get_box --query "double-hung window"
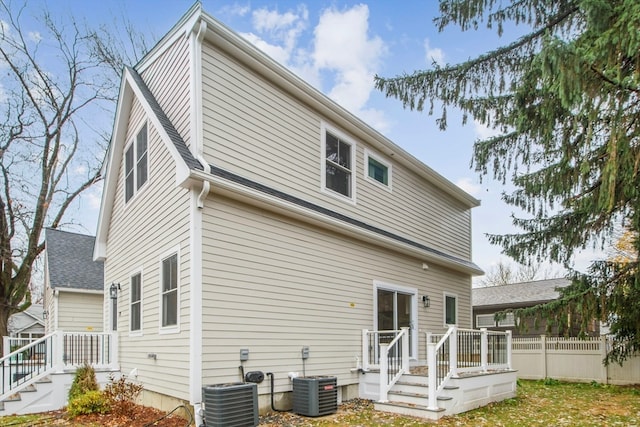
[125,123,148,202]
[322,125,355,200]
[130,272,142,333]
[161,253,178,330]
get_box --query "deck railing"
[426,326,511,410]
[0,331,118,401]
[378,327,410,402]
[361,329,403,371]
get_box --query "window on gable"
[161,253,178,328]
[365,150,392,189]
[125,123,148,203]
[444,293,457,325]
[130,273,142,332]
[324,130,354,199]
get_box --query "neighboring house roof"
[8,304,44,335]
[472,278,571,308]
[46,228,104,291]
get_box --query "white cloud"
[240,32,291,65]
[424,38,444,66]
[237,4,389,133]
[218,3,251,17]
[313,5,387,119]
[28,31,41,43]
[456,177,482,196]
[473,119,502,140]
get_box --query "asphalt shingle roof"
[45,228,103,291]
[126,66,203,172]
[472,278,571,308]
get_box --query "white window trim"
[443,291,458,327]
[320,122,357,204]
[497,312,516,327]
[129,268,144,337]
[373,280,418,360]
[476,313,495,328]
[124,121,150,205]
[159,245,181,335]
[364,148,392,191]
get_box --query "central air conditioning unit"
[202,382,258,427]
[292,376,338,417]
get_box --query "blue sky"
[10,1,598,277]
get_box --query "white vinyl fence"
[512,335,640,385]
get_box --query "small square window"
[364,149,392,190]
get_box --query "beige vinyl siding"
[140,34,191,148]
[57,292,103,332]
[201,41,472,260]
[103,96,192,401]
[201,195,471,393]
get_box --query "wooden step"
[374,401,445,420]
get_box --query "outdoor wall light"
[42,310,48,319]
[109,282,121,300]
[422,295,430,308]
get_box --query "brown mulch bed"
[35,405,192,426]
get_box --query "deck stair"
[374,372,456,420]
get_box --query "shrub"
[67,390,110,417]
[68,364,99,401]
[104,374,144,418]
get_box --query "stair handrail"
[0,332,58,401]
[426,325,457,410]
[378,327,410,402]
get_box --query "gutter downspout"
[189,18,210,427]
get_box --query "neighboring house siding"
[200,195,471,392]
[57,293,103,332]
[201,41,472,261]
[103,97,192,401]
[140,34,191,148]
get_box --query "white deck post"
[480,328,488,372]
[109,333,119,370]
[362,329,369,371]
[506,330,512,369]
[449,325,458,378]
[427,341,438,410]
[379,343,389,402]
[401,327,410,374]
[54,331,65,372]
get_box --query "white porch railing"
[426,326,512,410]
[378,327,410,402]
[1,331,118,401]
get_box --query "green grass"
[288,380,640,426]
[3,380,640,426]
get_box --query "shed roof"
[472,278,571,308]
[46,228,103,291]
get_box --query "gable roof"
[46,228,104,291]
[93,5,483,275]
[8,304,44,335]
[472,278,571,308]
